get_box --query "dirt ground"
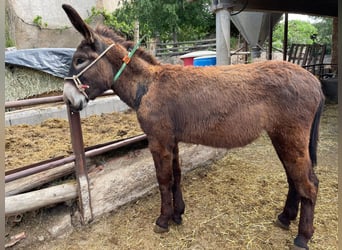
[5,104,337,249]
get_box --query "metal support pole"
[244,40,248,64]
[283,13,289,61]
[67,105,93,224]
[268,14,273,60]
[212,0,235,65]
[216,8,231,65]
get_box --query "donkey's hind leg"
[270,133,318,249]
[271,134,301,229]
[294,167,319,250]
[171,143,185,225]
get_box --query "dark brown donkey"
[62,4,324,250]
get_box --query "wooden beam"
[5,144,227,219]
[5,182,77,216]
[245,0,337,17]
[5,162,74,196]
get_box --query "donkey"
[61,4,325,249]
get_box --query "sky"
[287,14,320,23]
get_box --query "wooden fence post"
[67,105,93,224]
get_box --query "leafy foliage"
[311,17,333,54]
[273,20,318,51]
[86,7,133,38]
[5,10,15,47]
[33,15,48,29]
[88,0,215,42]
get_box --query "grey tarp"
[5,48,76,78]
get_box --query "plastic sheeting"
[5,48,75,78]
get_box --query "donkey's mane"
[95,26,160,65]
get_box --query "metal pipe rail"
[5,91,114,109]
[4,134,147,183]
[5,95,64,109]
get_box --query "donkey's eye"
[75,58,86,65]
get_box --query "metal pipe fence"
[5,93,145,223]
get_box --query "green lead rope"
[113,35,147,82]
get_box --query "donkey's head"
[62,4,121,111]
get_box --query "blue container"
[193,55,216,67]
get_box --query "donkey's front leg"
[149,139,174,233]
[276,175,300,230]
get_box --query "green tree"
[176,0,215,41]
[86,7,134,38]
[273,20,318,51]
[114,0,215,42]
[311,17,333,54]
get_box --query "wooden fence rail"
[155,38,216,57]
[154,38,250,65]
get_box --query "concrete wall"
[6,0,120,49]
[5,95,130,126]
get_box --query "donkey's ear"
[62,4,95,44]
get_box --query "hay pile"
[7,104,337,249]
[5,66,64,102]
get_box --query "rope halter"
[64,35,146,98]
[64,43,115,99]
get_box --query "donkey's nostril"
[77,103,83,111]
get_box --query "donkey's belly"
[176,106,266,149]
[178,124,262,149]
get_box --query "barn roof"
[241,0,337,17]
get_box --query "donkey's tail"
[309,97,325,167]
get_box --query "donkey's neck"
[111,56,156,110]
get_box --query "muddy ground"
[5,104,337,249]
[5,110,142,171]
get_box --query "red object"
[180,51,216,66]
[182,57,194,66]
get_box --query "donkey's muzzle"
[63,81,89,111]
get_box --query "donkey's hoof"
[172,215,182,225]
[292,236,309,250]
[153,224,169,233]
[290,244,308,250]
[274,217,290,230]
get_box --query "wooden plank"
[5,182,77,216]
[157,38,216,46]
[156,43,216,53]
[302,45,311,66]
[296,45,301,64]
[89,143,227,218]
[287,44,295,62]
[5,144,227,219]
[297,45,305,65]
[155,39,216,57]
[5,162,74,196]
